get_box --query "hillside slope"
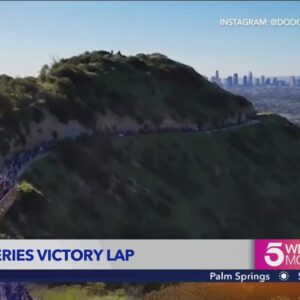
[1,114,300,238]
[1,51,299,239]
[0,51,254,158]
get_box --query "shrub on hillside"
[32,107,45,123]
[0,93,13,113]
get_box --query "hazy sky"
[0,1,299,78]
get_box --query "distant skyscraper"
[278,80,285,87]
[291,76,296,87]
[272,77,278,86]
[243,75,248,87]
[255,78,260,86]
[233,73,239,86]
[261,75,265,86]
[225,76,233,88]
[215,70,221,85]
[248,71,253,87]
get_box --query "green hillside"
[1,114,300,238]
[0,51,254,157]
[1,51,299,238]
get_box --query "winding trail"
[0,118,260,217]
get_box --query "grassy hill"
[1,51,299,238]
[0,51,254,157]
[1,114,300,238]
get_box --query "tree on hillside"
[39,64,50,81]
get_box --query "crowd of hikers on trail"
[0,125,198,201]
[0,282,32,300]
[0,141,56,201]
[0,119,251,202]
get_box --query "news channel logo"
[255,240,300,271]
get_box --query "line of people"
[102,120,246,137]
[0,141,56,201]
[0,126,186,201]
[103,125,201,138]
[0,118,251,202]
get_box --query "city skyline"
[209,70,300,79]
[210,70,300,88]
[0,1,300,77]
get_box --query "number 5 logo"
[264,242,284,267]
